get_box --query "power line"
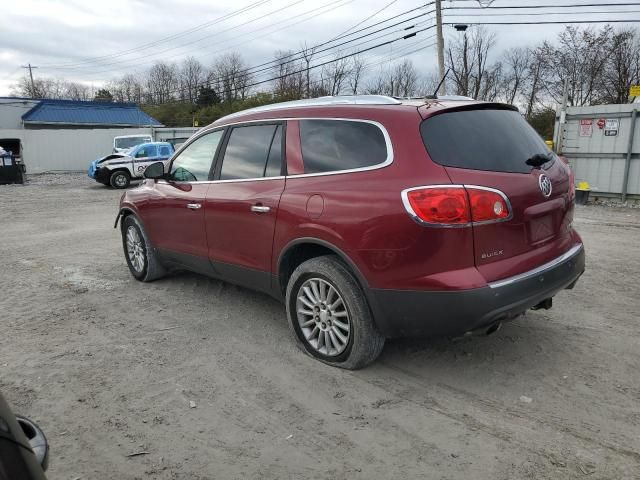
[40,0,273,68]
[46,0,426,77]
[329,0,400,40]
[61,1,436,90]
[446,9,640,17]
[71,0,351,78]
[45,0,307,72]
[204,10,436,87]
[448,1,640,9]
[446,19,640,25]
[145,24,434,105]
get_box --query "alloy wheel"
[126,226,145,273]
[296,277,351,356]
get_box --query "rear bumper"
[368,243,585,338]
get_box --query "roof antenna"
[431,68,450,98]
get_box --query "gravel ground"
[1,174,639,480]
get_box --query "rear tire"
[286,255,385,370]
[121,215,166,282]
[110,170,130,189]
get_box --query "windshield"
[420,109,554,174]
[115,136,151,150]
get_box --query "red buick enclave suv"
[116,95,585,369]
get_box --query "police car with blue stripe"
[88,142,174,189]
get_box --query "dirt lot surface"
[1,174,639,479]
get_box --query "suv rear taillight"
[401,185,511,227]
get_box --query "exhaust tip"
[531,298,553,311]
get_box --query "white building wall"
[0,99,38,129]
[1,127,152,173]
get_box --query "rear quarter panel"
[272,108,481,291]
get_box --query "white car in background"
[113,134,153,153]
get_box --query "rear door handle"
[251,205,271,213]
[187,203,202,210]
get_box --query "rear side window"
[299,120,388,174]
[135,145,157,158]
[159,146,171,156]
[220,124,282,180]
[420,109,552,174]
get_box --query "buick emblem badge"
[539,174,552,197]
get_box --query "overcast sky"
[0,0,637,97]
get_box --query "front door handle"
[187,203,202,210]
[251,205,271,213]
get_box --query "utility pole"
[554,76,570,154]
[435,0,446,95]
[21,63,38,97]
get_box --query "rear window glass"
[420,109,552,174]
[299,120,387,174]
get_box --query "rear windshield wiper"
[526,152,553,168]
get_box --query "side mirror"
[144,161,165,179]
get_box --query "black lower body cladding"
[367,244,585,338]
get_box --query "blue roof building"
[20,98,162,128]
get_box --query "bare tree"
[300,42,316,98]
[10,76,90,100]
[446,27,498,100]
[524,47,547,118]
[600,28,640,103]
[213,52,251,102]
[540,26,612,106]
[416,70,442,97]
[322,54,353,96]
[109,74,144,103]
[363,68,388,95]
[179,57,205,104]
[501,47,530,104]
[393,59,418,97]
[272,50,304,99]
[363,59,420,97]
[64,81,92,101]
[146,61,179,103]
[348,55,366,94]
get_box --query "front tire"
[110,170,130,189]
[286,255,385,369]
[121,215,166,282]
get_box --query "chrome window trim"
[164,117,393,184]
[216,95,402,123]
[400,184,513,228]
[488,244,584,289]
[287,118,393,178]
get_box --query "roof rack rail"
[393,95,475,101]
[218,95,402,122]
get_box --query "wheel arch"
[108,167,132,177]
[114,206,141,229]
[276,238,369,297]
